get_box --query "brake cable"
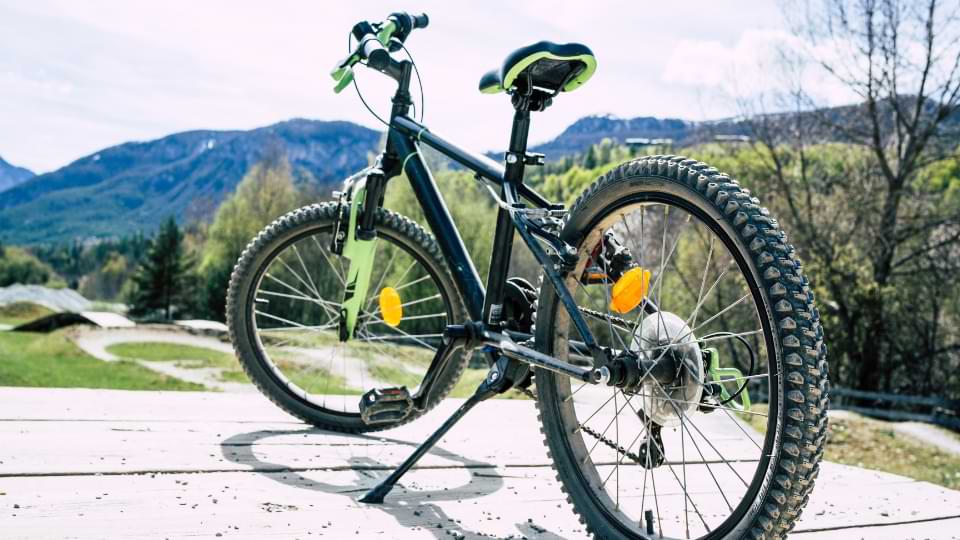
[346,29,425,127]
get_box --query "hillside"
[0,119,380,244]
[0,155,34,193]
[531,115,697,157]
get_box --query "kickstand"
[359,357,511,504]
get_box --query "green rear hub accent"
[705,348,751,411]
[502,52,597,92]
[339,179,378,341]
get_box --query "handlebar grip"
[361,37,390,70]
[412,13,429,29]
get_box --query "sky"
[0,1,854,174]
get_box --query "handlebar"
[331,12,429,93]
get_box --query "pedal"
[360,387,413,425]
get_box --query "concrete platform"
[1,387,959,539]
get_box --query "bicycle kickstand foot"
[358,359,509,504]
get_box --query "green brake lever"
[330,19,398,94]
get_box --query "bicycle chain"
[578,306,633,330]
[579,424,647,466]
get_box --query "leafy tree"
[79,253,131,301]
[200,156,299,320]
[0,246,64,287]
[738,0,960,393]
[129,217,193,320]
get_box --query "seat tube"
[482,107,530,326]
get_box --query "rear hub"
[602,311,704,427]
[633,311,703,426]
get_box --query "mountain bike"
[226,11,829,539]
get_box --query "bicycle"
[226,11,829,539]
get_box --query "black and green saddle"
[478,41,596,95]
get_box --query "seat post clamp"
[504,151,545,166]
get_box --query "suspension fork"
[335,167,389,341]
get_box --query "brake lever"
[331,52,359,93]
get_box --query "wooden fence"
[830,387,960,430]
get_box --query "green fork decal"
[705,347,752,411]
[339,181,378,340]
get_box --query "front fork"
[332,169,386,341]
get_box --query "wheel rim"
[244,223,454,415]
[545,196,781,539]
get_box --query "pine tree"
[583,145,598,169]
[130,216,192,320]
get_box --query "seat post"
[480,101,532,328]
[504,106,531,186]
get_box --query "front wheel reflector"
[379,287,403,326]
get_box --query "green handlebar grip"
[376,20,397,47]
[332,66,354,93]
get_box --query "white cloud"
[1,0,797,173]
[662,28,863,114]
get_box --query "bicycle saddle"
[478,41,596,95]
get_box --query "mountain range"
[0,156,34,194]
[0,119,380,244]
[0,113,747,245]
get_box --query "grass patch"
[107,342,236,367]
[107,341,248,383]
[219,370,251,383]
[0,302,54,326]
[827,413,960,490]
[739,404,960,490]
[0,331,205,391]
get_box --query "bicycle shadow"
[220,427,570,539]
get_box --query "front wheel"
[534,155,828,539]
[227,203,468,432]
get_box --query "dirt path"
[70,327,251,392]
[892,422,960,455]
[830,409,960,456]
[70,326,398,394]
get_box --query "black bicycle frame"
[352,58,605,381]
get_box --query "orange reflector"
[610,267,651,314]
[379,287,403,327]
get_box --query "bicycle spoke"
[277,257,324,303]
[360,316,441,352]
[362,247,400,313]
[292,244,322,299]
[311,235,346,286]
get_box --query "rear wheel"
[227,203,468,432]
[535,156,828,539]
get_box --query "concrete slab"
[1,388,958,539]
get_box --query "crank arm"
[409,330,462,411]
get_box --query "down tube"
[394,136,485,321]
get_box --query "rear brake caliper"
[581,230,635,285]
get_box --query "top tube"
[392,116,553,209]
